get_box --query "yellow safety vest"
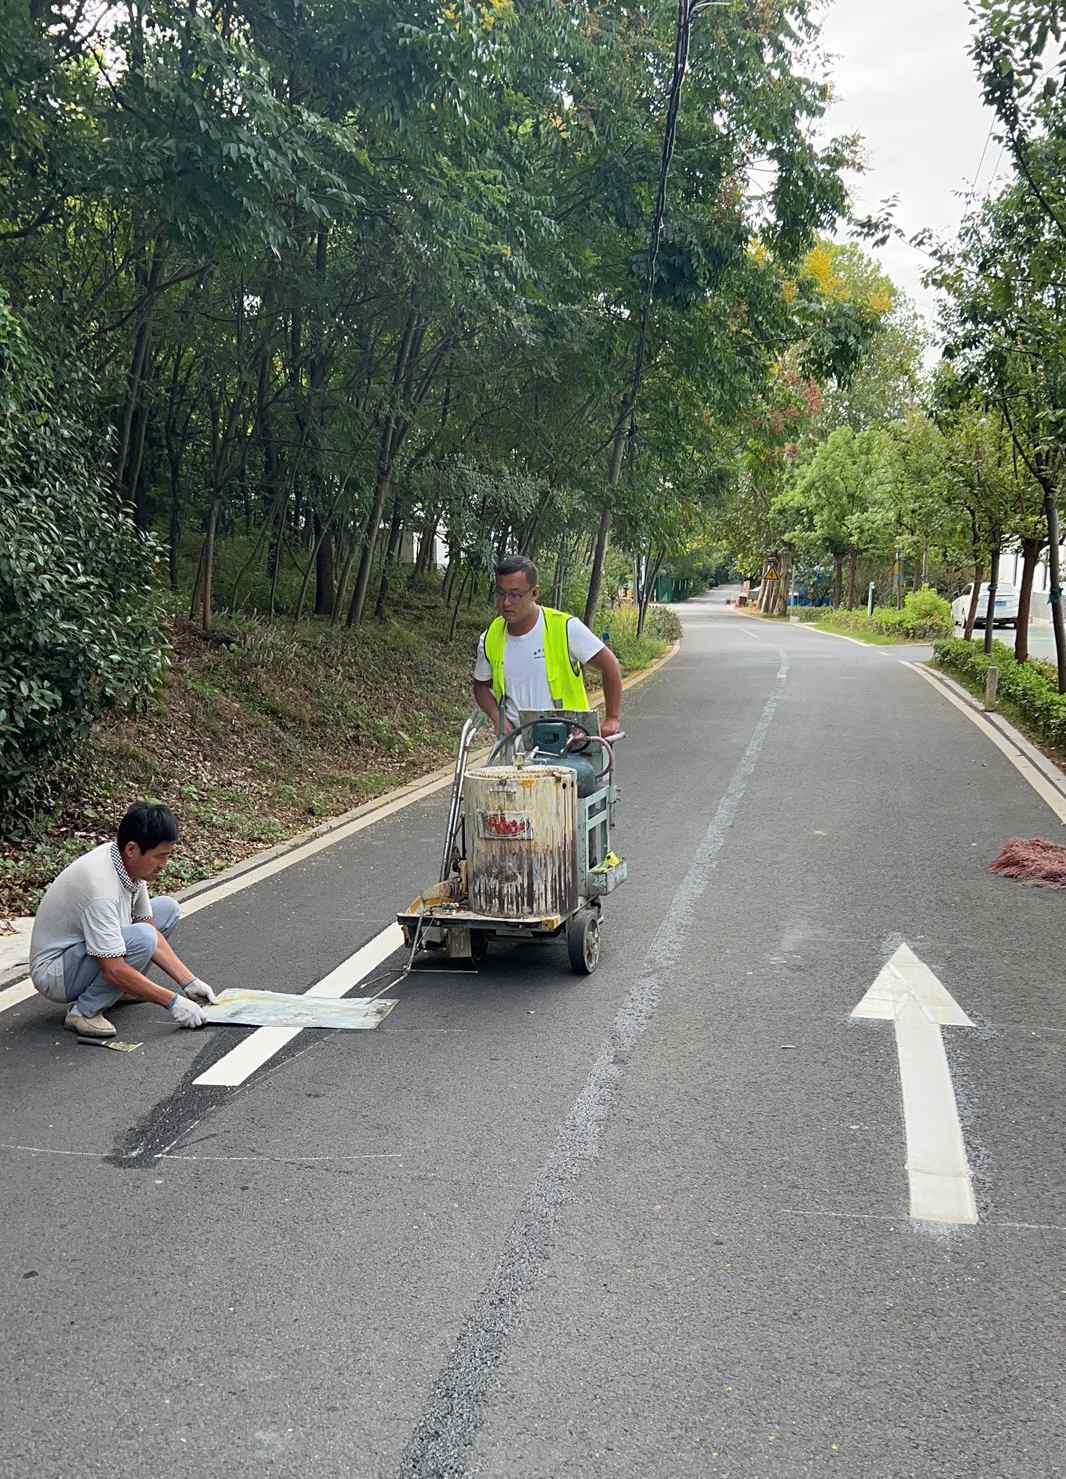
[484,606,591,710]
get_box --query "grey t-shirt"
[30,842,151,995]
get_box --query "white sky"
[817,0,1006,350]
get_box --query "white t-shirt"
[29,841,152,994]
[473,609,604,711]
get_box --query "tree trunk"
[416,508,441,574]
[348,463,391,627]
[115,260,160,501]
[1043,489,1066,693]
[347,314,422,628]
[637,548,666,636]
[584,414,627,626]
[126,360,155,527]
[374,495,406,621]
[332,537,358,628]
[167,453,181,590]
[963,560,984,641]
[200,498,220,632]
[1014,536,1042,663]
[551,534,573,608]
[313,511,335,618]
[983,542,1001,656]
[846,548,858,609]
[758,560,772,611]
[448,565,470,641]
[188,538,205,622]
[774,551,793,617]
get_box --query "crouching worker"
[29,803,218,1038]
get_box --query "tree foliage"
[0,291,166,821]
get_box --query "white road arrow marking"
[851,943,978,1226]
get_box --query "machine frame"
[397,710,626,974]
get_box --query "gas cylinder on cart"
[462,764,578,919]
[524,720,604,798]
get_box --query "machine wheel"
[567,909,601,975]
[470,930,489,963]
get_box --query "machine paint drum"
[463,765,579,920]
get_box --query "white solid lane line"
[192,923,405,1088]
[0,980,36,1014]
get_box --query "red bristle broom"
[989,838,1066,888]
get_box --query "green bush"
[933,638,1066,751]
[0,293,166,829]
[797,588,953,641]
[592,603,680,673]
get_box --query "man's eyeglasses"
[493,587,532,604]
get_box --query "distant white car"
[951,580,1020,630]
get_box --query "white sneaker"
[64,1008,117,1039]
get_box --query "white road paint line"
[786,622,888,651]
[851,943,978,1226]
[0,1142,107,1158]
[192,923,404,1087]
[804,624,887,647]
[903,660,1066,824]
[191,1024,303,1088]
[730,614,905,656]
[0,980,36,1014]
[160,1151,402,1162]
[780,1208,1066,1234]
[0,1140,402,1164]
[303,923,404,997]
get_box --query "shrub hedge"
[0,293,166,829]
[933,638,1066,752]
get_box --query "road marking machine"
[398,711,627,974]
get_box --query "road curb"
[0,636,682,992]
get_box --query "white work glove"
[182,977,218,1005]
[168,994,207,1029]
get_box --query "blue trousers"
[61,897,181,1018]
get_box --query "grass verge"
[791,590,953,644]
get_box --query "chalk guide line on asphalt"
[852,943,978,1226]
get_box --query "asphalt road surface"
[3,594,1064,1479]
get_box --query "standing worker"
[472,556,624,736]
[29,802,219,1038]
